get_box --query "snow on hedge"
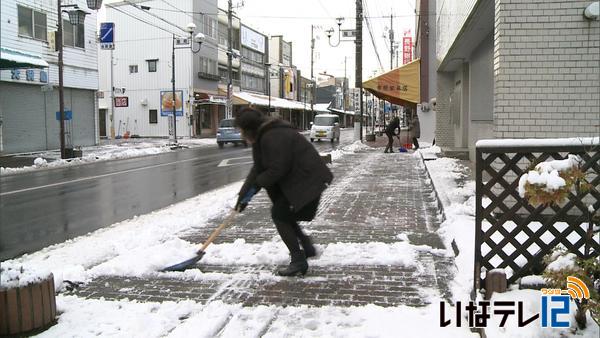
[518,154,582,197]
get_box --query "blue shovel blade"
[162,251,206,272]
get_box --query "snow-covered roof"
[476,137,599,149]
[328,107,356,116]
[0,47,49,69]
[313,103,331,113]
[233,92,307,110]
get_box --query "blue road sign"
[100,22,115,49]
[100,23,114,43]
[56,110,73,121]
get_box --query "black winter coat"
[385,118,400,135]
[240,119,334,211]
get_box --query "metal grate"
[474,141,600,295]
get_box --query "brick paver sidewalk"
[70,148,454,311]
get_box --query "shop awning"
[233,91,307,110]
[328,107,355,116]
[363,59,420,108]
[0,47,49,69]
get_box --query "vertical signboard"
[100,22,115,50]
[402,31,412,65]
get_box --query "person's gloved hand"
[235,186,257,212]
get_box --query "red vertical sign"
[402,34,412,65]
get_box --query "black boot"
[278,250,308,276]
[300,237,317,258]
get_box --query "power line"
[126,1,190,35]
[363,0,384,72]
[160,0,195,20]
[108,5,181,36]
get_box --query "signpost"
[99,22,115,50]
[114,97,128,107]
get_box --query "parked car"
[310,114,341,142]
[217,118,247,148]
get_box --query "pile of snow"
[518,155,582,197]
[0,262,52,288]
[424,157,476,300]
[546,252,578,271]
[325,141,372,161]
[0,139,217,175]
[520,275,546,287]
[41,296,477,338]
[2,182,242,290]
[414,145,442,156]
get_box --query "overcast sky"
[101,1,417,88]
[224,0,416,87]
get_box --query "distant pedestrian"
[384,116,400,153]
[234,108,333,276]
[409,110,420,150]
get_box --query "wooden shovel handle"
[198,210,238,252]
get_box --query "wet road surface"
[0,130,356,260]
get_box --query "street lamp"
[326,6,363,141]
[57,0,101,159]
[325,17,344,47]
[170,23,204,146]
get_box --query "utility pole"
[356,0,363,141]
[389,13,394,70]
[343,56,347,111]
[57,0,66,158]
[310,25,315,117]
[226,0,233,119]
[171,34,178,143]
[110,49,115,139]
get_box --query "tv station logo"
[440,276,590,328]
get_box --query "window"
[218,22,228,46]
[149,109,158,124]
[202,15,218,40]
[147,59,158,72]
[18,6,47,41]
[199,57,217,75]
[129,65,138,74]
[62,19,84,48]
[242,73,265,92]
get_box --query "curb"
[418,152,460,257]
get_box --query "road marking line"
[217,156,253,167]
[1,157,202,197]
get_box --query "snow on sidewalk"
[4,142,473,337]
[421,150,599,338]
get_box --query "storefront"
[0,47,97,153]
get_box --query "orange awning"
[363,59,420,108]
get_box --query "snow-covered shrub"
[543,247,600,328]
[518,155,590,206]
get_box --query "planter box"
[0,273,56,335]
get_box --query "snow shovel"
[161,210,239,272]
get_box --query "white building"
[0,0,99,154]
[99,0,220,139]
[433,0,599,160]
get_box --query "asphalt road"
[0,130,356,260]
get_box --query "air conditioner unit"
[140,98,148,106]
[420,102,430,112]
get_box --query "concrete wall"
[468,35,494,160]
[494,0,600,138]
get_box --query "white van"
[310,114,341,142]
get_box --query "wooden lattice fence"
[474,138,600,294]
